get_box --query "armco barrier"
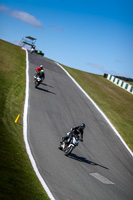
[107,74,133,95]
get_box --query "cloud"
[87,62,105,70]
[11,10,42,28]
[87,61,116,75]
[87,61,131,77]
[0,5,43,28]
[114,59,122,64]
[0,5,9,12]
[49,25,64,31]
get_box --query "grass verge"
[61,64,133,152]
[0,39,50,200]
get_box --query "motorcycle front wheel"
[64,145,74,156]
[35,81,39,88]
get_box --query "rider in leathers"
[60,123,85,144]
[34,65,45,81]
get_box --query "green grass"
[128,82,133,85]
[0,39,50,200]
[61,64,133,152]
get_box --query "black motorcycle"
[34,71,45,88]
[58,134,80,156]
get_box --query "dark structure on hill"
[113,75,133,82]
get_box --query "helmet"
[40,65,43,69]
[79,123,85,129]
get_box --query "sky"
[0,0,133,78]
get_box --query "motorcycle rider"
[35,64,43,73]
[31,45,35,54]
[60,123,85,145]
[34,65,45,81]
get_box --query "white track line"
[90,173,115,184]
[56,62,133,157]
[23,50,56,200]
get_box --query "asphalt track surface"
[28,52,133,200]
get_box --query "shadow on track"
[69,153,109,170]
[41,82,54,88]
[36,87,56,95]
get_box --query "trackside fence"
[106,74,133,95]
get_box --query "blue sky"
[0,0,133,77]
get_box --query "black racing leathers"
[61,126,84,144]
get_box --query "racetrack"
[27,52,133,200]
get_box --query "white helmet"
[40,65,43,69]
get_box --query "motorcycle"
[30,46,35,54]
[34,73,44,88]
[58,134,80,156]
